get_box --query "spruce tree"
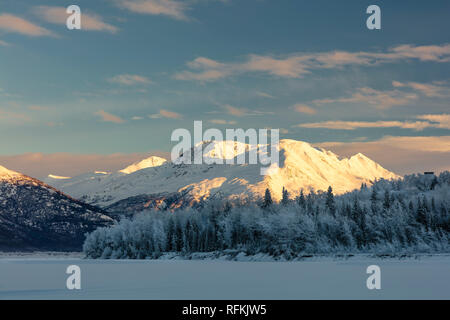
[383,190,391,210]
[297,189,306,208]
[262,188,273,208]
[370,188,378,213]
[417,198,427,228]
[281,187,290,206]
[325,186,335,214]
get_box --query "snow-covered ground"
[0,254,448,299]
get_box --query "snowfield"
[0,254,448,299]
[44,139,399,207]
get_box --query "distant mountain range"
[0,165,112,251]
[0,139,400,250]
[44,139,400,215]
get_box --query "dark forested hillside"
[0,170,113,251]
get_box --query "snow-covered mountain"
[0,165,113,250]
[119,156,167,174]
[44,139,399,213]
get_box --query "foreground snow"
[0,254,448,299]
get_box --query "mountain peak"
[119,156,167,174]
[0,165,21,180]
[47,138,400,209]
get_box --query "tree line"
[83,172,450,259]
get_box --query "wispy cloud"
[95,110,125,123]
[33,6,118,33]
[255,91,276,99]
[392,80,450,98]
[0,14,54,37]
[293,104,316,115]
[312,87,418,109]
[175,44,450,81]
[223,104,274,117]
[389,44,450,62]
[209,119,237,125]
[28,105,50,111]
[416,114,450,129]
[149,109,182,119]
[108,74,152,85]
[297,114,450,131]
[116,0,190,21]
[0,39,10,46]
[224,104,245,116]
[0,109,32,124]
[297,120,430,131]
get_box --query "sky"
[0,0,449,178]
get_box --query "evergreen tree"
[383,190,391,210]
[166,216,175,251]
[281,187,290,206]
[297,189,306,209]
[325,186,335,214]
[416,198,428,229]
[352,197,362,221]
[430,176,438,190]
[262,188,273,208]
[82,170,450,259]
[408,200,414,214]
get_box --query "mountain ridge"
[44,139,399,211]
[0,165,113,251]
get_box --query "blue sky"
[0,0,449,177]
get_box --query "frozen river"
[0,254,448,299]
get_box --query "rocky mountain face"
[45,139,400,214]
[0,165,113,251]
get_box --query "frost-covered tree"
[297,189,306,209]
[325,186,335,214]
[281,187,290,206]
[83,171,450,259]
[262,188,273,208]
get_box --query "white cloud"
[0,14,54,37]
[33,6,118,33]
[255,91,276,99]
[293,104,316,115]
[416,114,450,129]
[224,105,245,116]
[297,120,431,131]
[95,110,124,123]
[223,104,274,117]
[0,109,32,124]
[209,119,237,125]
[149,109,182,119]
[297,114,450,131]
[312,87,418,109]
[389,44,450,62]
[108,74,152,85]
[392,80,450,97]
[116,0,190,21]
[175,44,450,81]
